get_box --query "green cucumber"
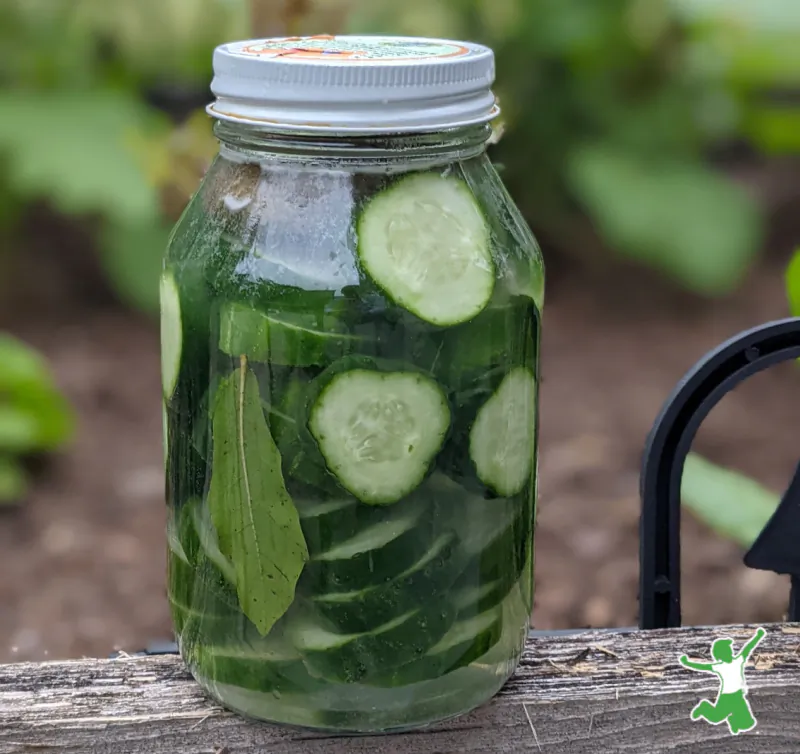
[451,578,513,617]
[458,504,529,600]
[301,499,431,593]
[469,366,537,497]
[357,173,495,327]
[218,301,363,366]
[427,473,530,601]
[369,607,503,687]
[171,598,245,644]
[287,601,456,683]
[310,530,460,633]
[189,498,237,586]
[259,368,349,497]
[160,270,182,400]
[427,608,504,670]
[308,367,451,505]
[185,624,316,695]
[162,401,169,468]
[432,296,536,389]
[169,557,243,643]
[166,508,190,566]
[294,493,387,555]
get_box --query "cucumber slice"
[218,301,363,366]
[294,493,388,555]
[357,173,495,327]
[370,607,503,687]
[186,624,317,695]
[469,366,537,497]
[310,530,460,633]
[260,368,350,497]
[171,598,245,644]
[308,368,451,505]
[162,401,169,468]
[427,473,530,603]
[301,499,431,593]
[427,608,504,669]
[287,601,456,683]
[168,556,243,643]
[160,270,182,400]
[190,499,237,586]
[166,511,189,565]
[451,579,512,617]
[432,296,537,390]
[192,650,310,696]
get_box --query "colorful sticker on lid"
[228,35,472,62]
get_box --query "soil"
[2,206,800,663]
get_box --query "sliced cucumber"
[166,509,189,565]
[171,597,245,644]
[160,269,182,400]
[308,368,451,505]
[259,368,349,497]
[370,607,503,687]
[186,623,316,695]
[218,301,363,366]
[162,401,169,468]
[357,173,495,327]
[451,578,512,617]
[432,296,537,390]
[287,601,456,683]
[168,557,243,643]
[428,607,503,669]
[310,530,460,634]
[192,651,310,696]
[294,493,386,555]
[190,499,237,586]
[427,473,529,604]
[469,366,537,497]
[301,499,431,593]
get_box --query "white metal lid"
[207,35,498,135]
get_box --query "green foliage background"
[2,0,798,311]
[0,0,798,507]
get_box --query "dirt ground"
[2,210,800,663]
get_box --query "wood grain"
[2,623,800,753]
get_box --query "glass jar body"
[162,125,544,733]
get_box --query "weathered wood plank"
[2,623,800,754]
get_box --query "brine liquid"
[164,160,541,732]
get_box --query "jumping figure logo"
[678,626,766,736]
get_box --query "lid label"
[230,35,471,62]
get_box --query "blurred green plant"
[0,0,243,316]
[681,452,778,548]
[785,247,800,316]
[1,0,799,312]
[348,0,799,295]
[0,334,75,505]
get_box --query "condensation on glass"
[162,34,544,733]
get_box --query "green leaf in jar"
[207,357,309,636]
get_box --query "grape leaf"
[207,359,308,635]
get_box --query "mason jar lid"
[207,34,498,135]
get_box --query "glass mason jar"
[162,35,544,733]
